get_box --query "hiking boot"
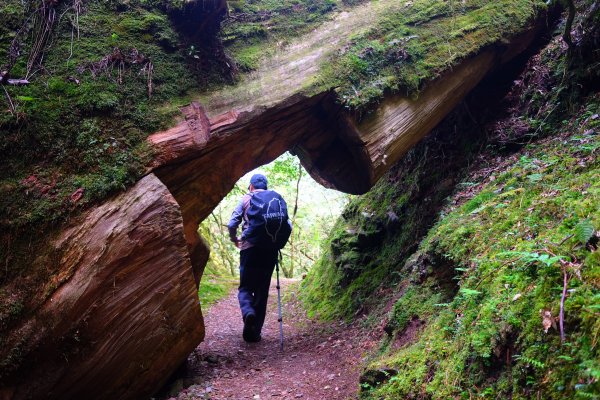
[247,333,261,343]
[243,313,258,342]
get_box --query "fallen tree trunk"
[147,21,547,283]
[0,174,204,400]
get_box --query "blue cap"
[249,174,268,189]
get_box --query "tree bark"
[562,0,576,48]
[0,174,204,400]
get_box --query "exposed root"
[562,0,576,48]
[26,0,59,79]
[67,0,83,63]
[79,47,148,78]
[77,47,155,99]
[142,61,154,99]
[560,266,568,343]
[1,85,16,116]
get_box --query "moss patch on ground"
[363,102,599,399]
[198,266,238,309]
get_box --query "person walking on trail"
[227,173,292,343]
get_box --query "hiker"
[227,173,292,342]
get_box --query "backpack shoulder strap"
[241,192,254,218]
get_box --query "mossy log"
[147,21,545,284]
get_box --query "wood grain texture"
[0,174,204,400]
[148,102,211,168]
[354,51,497,184]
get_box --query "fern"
[460,288,482,297]
[499,251,563,267]
[574,219,595,245]
[514,354,545,369]
[574,385,599,399]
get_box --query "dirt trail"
[163,279,376,400]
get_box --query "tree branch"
[292,162,302,220]
[560,265,568,343]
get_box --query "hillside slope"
[301,3,600,398]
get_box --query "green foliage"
[198,272,237,309]
[355,106,600,398]
[0,0,203,237]
[0,1,231,338]
[301,15,600,395]
[199,152,348,280]
[575,219,596,245]
[300,78,501,321]
[386,285,446,334]
[499,251,564,268]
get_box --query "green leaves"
[499,251,563,268]
[459,288,481,297]
[574,219,595,245]
[514,354,545,370]
[527,173,544,182]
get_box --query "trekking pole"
[276,251,284,352]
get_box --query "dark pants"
[238,246,278,335]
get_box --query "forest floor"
[160,279,378,400]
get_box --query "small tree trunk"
[562,0,576,48]
[287,163,303,278]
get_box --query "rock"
[0,174,203,400]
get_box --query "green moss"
[198,263,238,309]
[362,117,600,398]
[0,0,25,61]
[0,1,231,343]
[302,8,600,395]
[317,0,547,112]
[221,0,364,72]
[0,0,201,234]
[385,285,446,334]
[198,277,237,309]
[230,43,266,72]
[300,90,491,320]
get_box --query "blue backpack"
[242,190,292,249]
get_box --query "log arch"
[148,32,542,286]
